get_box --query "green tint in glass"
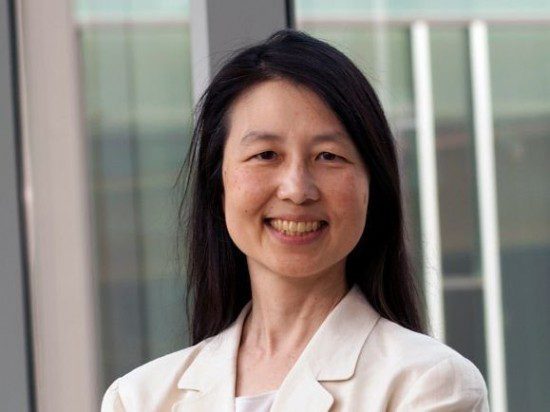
[490,26,550,412]
[80,24,192,389]
[295,0,550,19]
[432,27,480,278]
[75,0,190,19]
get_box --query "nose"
[276,160,320,204]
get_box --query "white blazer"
[101,285,490,411]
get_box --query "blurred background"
[1,0,549,411]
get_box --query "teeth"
[268,219,325,236]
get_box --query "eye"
[318,152,341,161]
[254,151,278,161]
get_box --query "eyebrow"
[240,130,348,146]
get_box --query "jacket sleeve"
[395,356,490,411]
[101,379,126,412]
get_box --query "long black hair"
[178,29,426,345]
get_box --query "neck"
[241,262,349,357]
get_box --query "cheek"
[326,171,369,227]
[223,167,270,221]
[223,167,272,254]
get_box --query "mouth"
[263,218,329,237]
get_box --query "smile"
[267,218,327,236]
[264,218,329,245]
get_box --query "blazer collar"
[173,285,381,411]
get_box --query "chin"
[269,261,331,280]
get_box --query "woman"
[102,29,489,411]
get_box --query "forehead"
[225,79,347,139]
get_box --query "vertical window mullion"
[411,21,445,341]
[469,20,508,412]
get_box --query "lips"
[264,217,328,244]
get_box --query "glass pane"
[75,0,190,19]
[79,15,193,389]
[431,26,487,378]
[444,289,487,376]
[295,0,550,20]
[489,26,550,412]
[431,27,480,277]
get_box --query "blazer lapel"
[271,285,381,412]
[270,365,334,411]
[172,301,252,412]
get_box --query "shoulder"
[367,317,468,363]
[100,339,210,412]
[359,317,489,410]
[367,316,487,386]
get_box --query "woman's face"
[222,79,369,280]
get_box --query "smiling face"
[222,79,370,280]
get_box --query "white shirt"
[235,390,278,412]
